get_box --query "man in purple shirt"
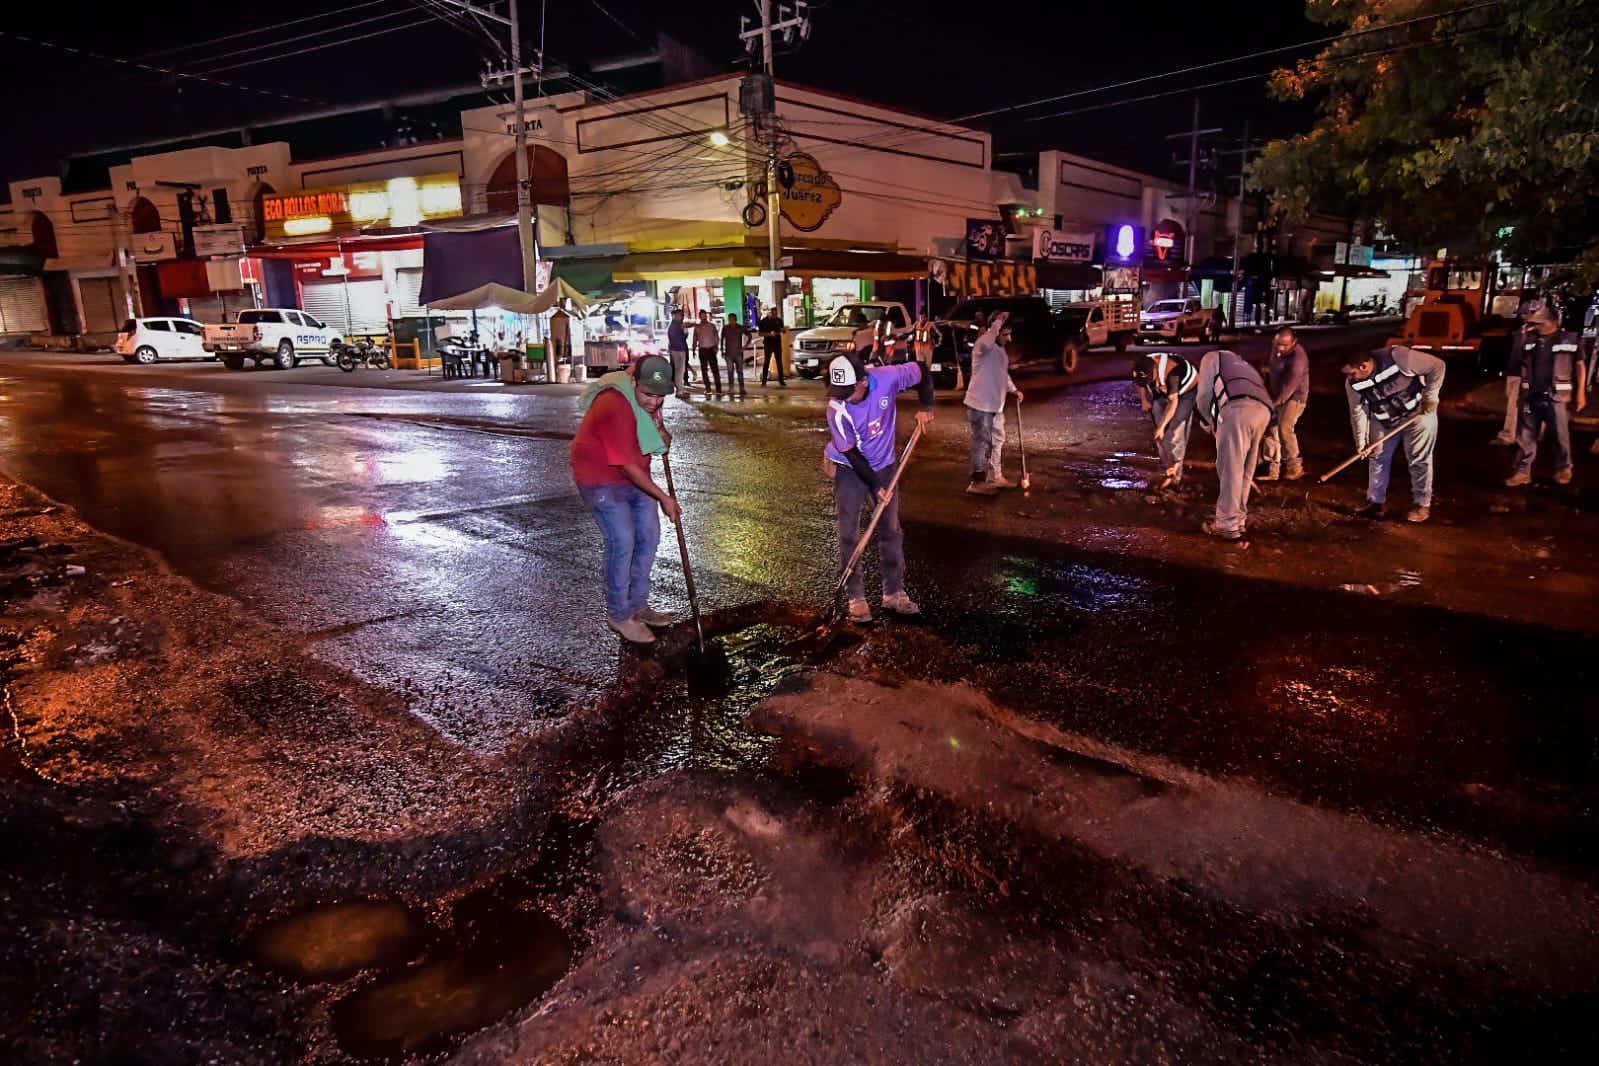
[1260,327,1310,481]
[824,353,935,623]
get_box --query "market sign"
[778,154,842,232]
[292,252,383,280]
[1149,219,1185,264]
[192,223,246,258]
[1032,228,1094,264]
[935,258,1037,298]
[1104,223,1143,266]
[965,218,1005,261]
[262,173,463,240]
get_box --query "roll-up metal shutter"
[394,268,425,317]
[78,277,123,334]
[0,276,49,334]
[301,279,389,337]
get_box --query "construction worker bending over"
[1340,346,1445,523]
[1133,352,1198,491]
[1505,299,1586,487]
[1194,349,1273,541]
[824,352,935,623]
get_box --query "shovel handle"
[1318,413,1423,484]
[833,422,925,599]
[662,454,705,652]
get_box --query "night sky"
[1,0,1318,192]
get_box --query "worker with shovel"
[1194,349,1273,541]
[825,352,935,623]
[1132,352,1198,491]
[1340,345,1445,523]
[571,355,682,644]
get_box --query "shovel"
[1014,394,1031,492]
[1318,413,1423,484]
[823,422,926,624]
[661,453,705,653]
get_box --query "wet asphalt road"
[0,330,1595,870]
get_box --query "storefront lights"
[283,216,333,236]
[349,190,390,223]
[420,181,462,216]
[387,177,422,228]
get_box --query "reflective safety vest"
[913,324,937,346]
[1349,349,1424,423]
[1150,352,1197,397]
[1208,350,1271,424]
[1518,331,1581,400]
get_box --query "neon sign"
[1106,223,1144,264]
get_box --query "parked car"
[1138,298,1217,343]
[204,309,341,370]
[114,317,213,364]
[1056,298,1139,357]
[792,301,911,377]
[931,296,1081,388]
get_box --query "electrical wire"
[0,29,326,105]
[204,19,438,74]
[192,8,422,69]
[142,1,392,59]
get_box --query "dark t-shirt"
[758,315,783,348]
[1521,332,1562,396]
[571,390,647,486]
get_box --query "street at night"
[4,0,1599,1062]
[4,324,1598,1062]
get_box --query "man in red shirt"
[571,355,682,643]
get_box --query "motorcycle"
[333,337,391,372]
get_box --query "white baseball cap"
[828,354,863,387]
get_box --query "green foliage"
[1251,0,1599,282]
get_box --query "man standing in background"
[666,307,690,398]
[721,312,749,399]
[758,306,786,387]
[694,310,722,397]
[964,312,1022,495]
[1260,327,1309,481]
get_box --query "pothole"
[244,900,432,982]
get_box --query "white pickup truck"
[791,300,911,377]
[1138,297,1218,344]
[205,309,341,370]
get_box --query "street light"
[709,130,731,148]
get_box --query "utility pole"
[1213,123,1267,326]
[740,2,811,317]
[1164,98,1223,270]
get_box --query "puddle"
[330,902,570,1062]
[244,900,432,982]
[1099,477,1148,490]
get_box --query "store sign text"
[260,174,463,239]
[1032,228,1094,264]
[263,191,350,223]
[779,153,842,232]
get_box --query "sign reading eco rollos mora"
[261,174,464,240]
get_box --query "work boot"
[882,592,921,616]
[1504,471,1532,487]
[633,607,675,627]
[846,598,873,623]
[1554,467,1573,485]
[607,617,656,644]
[1494,431,1517,446]
[1201,520,1242,541]
[1355,500,1385,519]
[965,477,999,496]
[1284,466,1305,482]
[1258,467,1281,482]
[1406,506,1431,524]
[1156,474,1181,491]
[989,474,1015,489]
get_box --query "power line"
[193,8,421,69]
[205,19,437,74]
[0,29,326,106]
[143,1,392,59]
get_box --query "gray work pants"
[1513,394,1573,475]
[1261,397,1306,475]
[1213,400,1271,536]
[1499,376,1521,437]
[1151,391,1196,478]
[835,459,905,602]
[1367,411,1438,507]
[967,407,1005,481]
[669,348,689,392]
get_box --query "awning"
[426,279,591,314]
[1034,261,1102,289]
[0,247,45,275]
[779,249,929,281]
[550,256,622,295]
[611,247,765,282]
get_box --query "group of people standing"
[664,306,788,401]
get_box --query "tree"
[1252,0,1599,285]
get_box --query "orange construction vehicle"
[1389,259,1514,366]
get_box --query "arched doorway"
[30,213,57,258]
[486,146,570,215]
[250,182,275,244]
[129,197,161,234]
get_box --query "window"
[120,319,137,334]
[1090,308,1103,323]
[239,310,282,324]
[887,307,907,328]
[146,320,171,332]
[304,314,324,329]
[174,320,205,335]
[283,311,305,326]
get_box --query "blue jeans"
[1368,411,1437,507]
[1151,391,1196,478]
[579,482,661,624]
[835,460,905,601]
[1512,394,1573,475]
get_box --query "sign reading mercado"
[778,153,842,232]
[261,173,464,240]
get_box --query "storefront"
[0,248,49,337]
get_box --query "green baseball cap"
[634,355,674,395]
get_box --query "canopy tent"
[425,279,591,314]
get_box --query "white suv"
[115,317,212,364]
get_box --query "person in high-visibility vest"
[911,313,942,367]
